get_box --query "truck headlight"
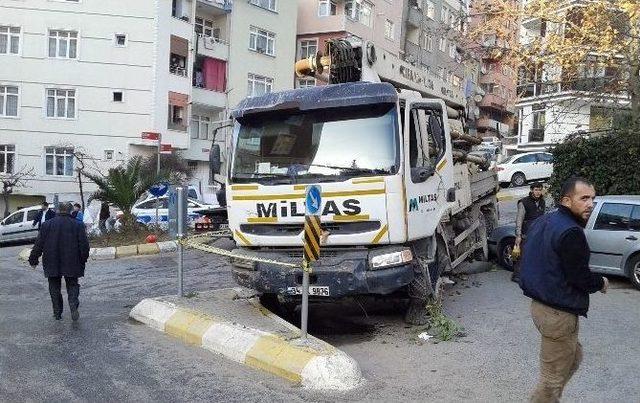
[370,249,413,270]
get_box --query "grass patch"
[426,300,463,342]
[89,227,171,248]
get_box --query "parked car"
[489,195,640,290]
[0,205,48,244]
[496,151,553,187]
[129,196,216,227]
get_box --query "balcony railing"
[170,64,188,77]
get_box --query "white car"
[0,205,48,244]
[131,196,215,227]
[496,151,553,187]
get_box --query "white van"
[0,205,47,244]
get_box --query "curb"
[129,298,362,390]
[18,241,178,262]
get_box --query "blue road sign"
[149,183,169,197]
[305,185,322,216]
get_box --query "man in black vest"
[520,177,608,402]
[512,182,546,282]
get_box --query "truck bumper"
[231,247,416,298]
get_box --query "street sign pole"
[301,185,322,339]
[176,186,185,297]
[155,134,161,227]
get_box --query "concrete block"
[157,240,178,253]
[92,247,116,260]
[137,243,160,256]
[115,244,138,258]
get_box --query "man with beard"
[520,177,608,402]
[512,182,546,282]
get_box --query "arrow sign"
[305,185,322,216]
[149,183,169,197]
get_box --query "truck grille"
[239,221,381,236]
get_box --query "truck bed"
[451,164,497,215]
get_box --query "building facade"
[0,0,297,213]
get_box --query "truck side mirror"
[411,166,435,183]
[210,143,221,176]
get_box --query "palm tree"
[83,157,161,227]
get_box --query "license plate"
[287,286,330,297]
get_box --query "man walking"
[29,202,90,321]
[512,182,546,282]
[520,177,608,402]
[32,201,55,230]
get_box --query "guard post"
[302,185,322,339]
[168,186,187,297]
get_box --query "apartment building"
[514,2,629,152]
[296,0,404,88]
[0,0,297,213]
[466,0,518,143]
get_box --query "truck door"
[404,100,454,240]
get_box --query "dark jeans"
[48,276,80,316]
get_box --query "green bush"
[548,129,640,200]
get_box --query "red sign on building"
[141,131,160,141]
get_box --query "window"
[26,209,40,222]
[423,35,433,51]
[425,0,435,19]
[45,147,74,176]
[4,211,24,225]
[0,86,19,117]
[48,30,78,59]
[437,66,444,79]
[594,203,633,231]
[249,26,275,56]
[247,73,273,97]
[250,0,277,12]
[112,91,123,102]
[114,34,127,47]
[449,44,456,58]
[345,0,373,27]
[104,150,114,160]
[299,39,317,59]
[439,37,446,52]
[408,106,445,180]
[190,114,211,140]
[195,17,217,38]
[630,206,640,232]
[537,153,553,163]
[0,145,15,174]
[318,0,337,16]
[46,89,75,119]
[384,20,394,40]
[441,6,447,22]
[297,78,316,88]
[0,26,20,55]
[513,154,537,164]
[168,105,187,131]
[532,110,545,129]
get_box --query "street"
[2,199,639,402]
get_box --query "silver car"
[489,195,640,290]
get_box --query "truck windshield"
[231,103,399,184]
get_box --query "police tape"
[178,230,301,269]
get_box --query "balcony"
[407,7,422,28]
[196,0,232,13]
[196,35,229,61]
[479,93,507,110]
[477,118,510,135]
[528,128,545,142]
[192,87,226,109]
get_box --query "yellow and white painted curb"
[18,241,178,262]
[129,298,363,390]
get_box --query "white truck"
[209,40,498,323]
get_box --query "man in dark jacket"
[520,177,608,402]
[29,202,90,321]
[512,182,546,282]
[32,201,55,230]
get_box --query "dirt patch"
[89,229,172,248]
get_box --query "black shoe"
[53,313,62,320]
[71,309,79,321]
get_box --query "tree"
[1,166,35,218]
[139,153,192,185]
[82,157,161,227]
[467,0,640,127]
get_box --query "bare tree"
[1,165,35,218]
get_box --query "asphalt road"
[2,200,639,402]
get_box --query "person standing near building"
[512,182,546,282]
[520,177,608,402]
[99,201,110,233]
[32,201,55,230]
[71,203,84,222]
[28,202,90,321]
